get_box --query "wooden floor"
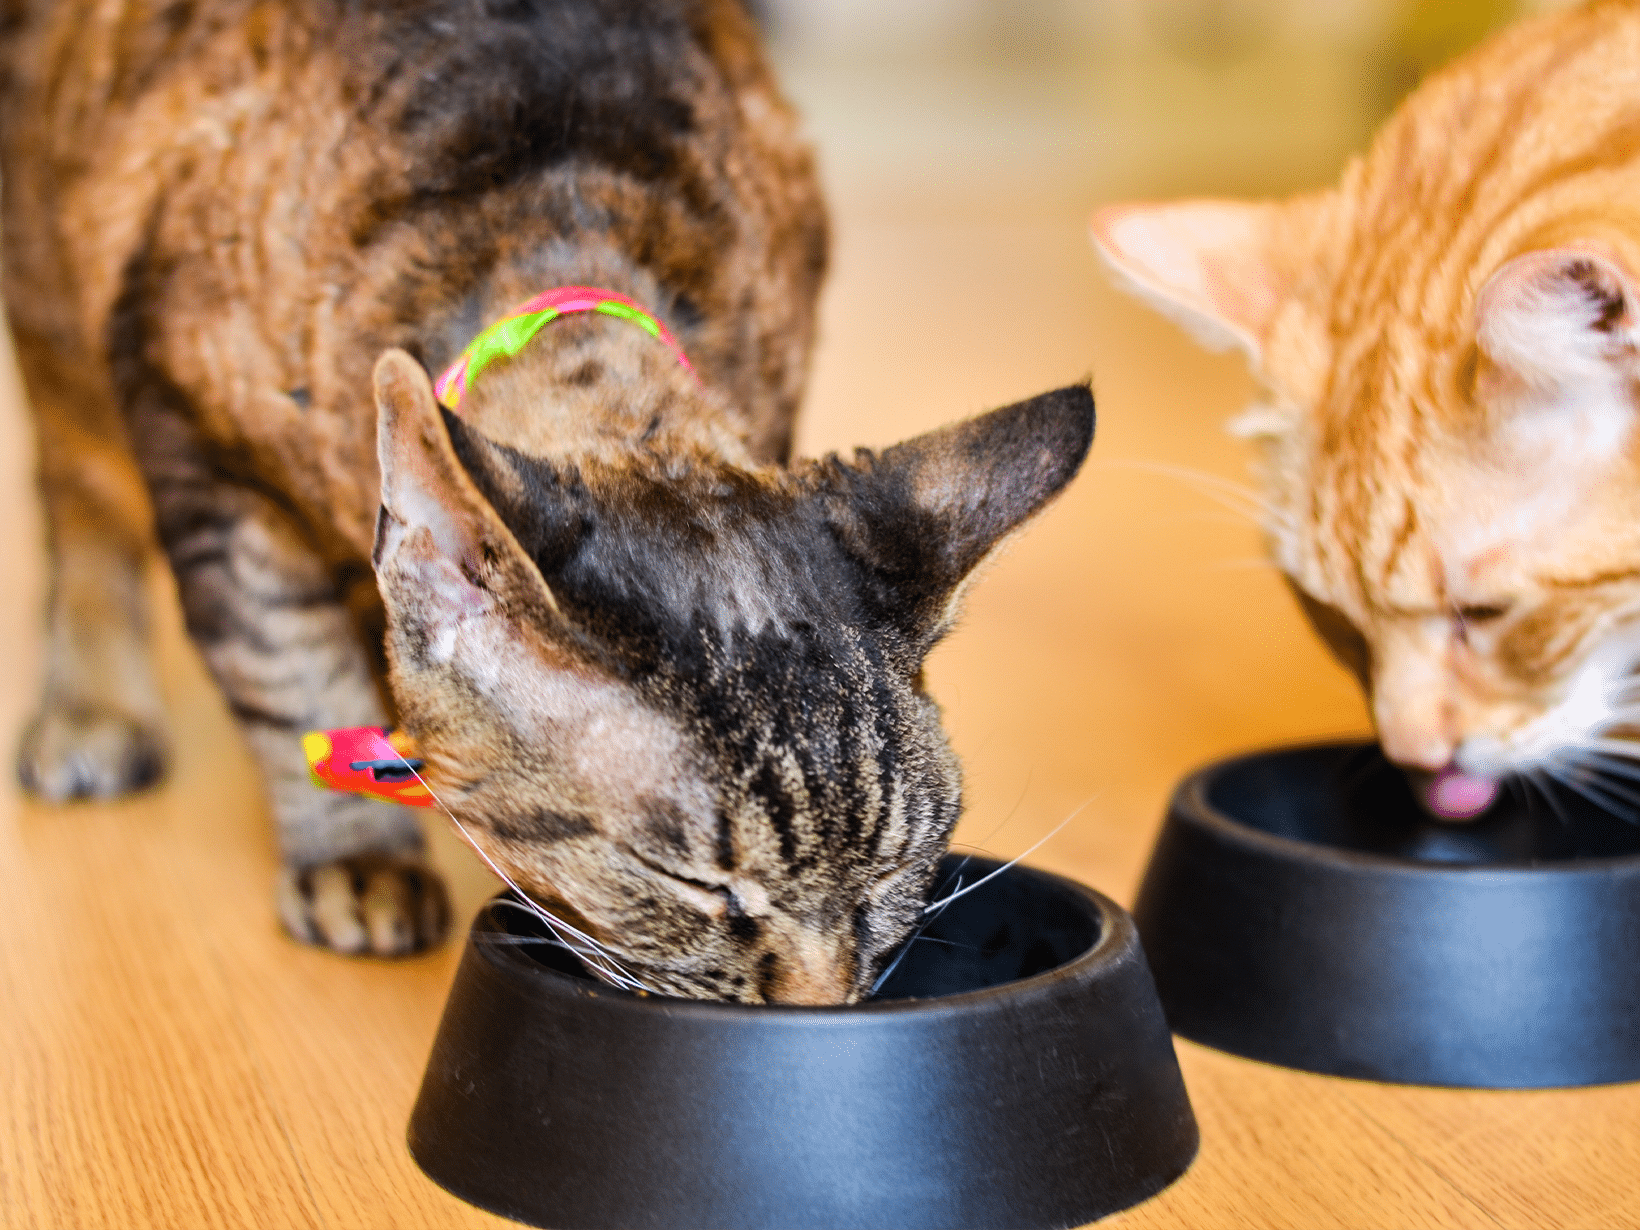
[4,27,1640,1230]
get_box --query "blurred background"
[1,3,1628,1226]
[0,0,1580,908]
[741,0,1576,893]
[763,0,1572,201]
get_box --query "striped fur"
[3,0,1095,995]
[372,351,1092,1000]
[1095,0,1640,806]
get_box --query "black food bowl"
[409,856,1198,1230]
[1135,742,1640,1089]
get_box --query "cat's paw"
[278,855,451,956]
[16,703,168,801]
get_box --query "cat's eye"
[1456,603,1511,624]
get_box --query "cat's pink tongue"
[1423,767,1500,820]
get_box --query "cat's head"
[370,350,1093,1002]
[1093,187,1640,818]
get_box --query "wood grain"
[3,32,1638,1230]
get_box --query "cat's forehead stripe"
[1542,567,1640,591]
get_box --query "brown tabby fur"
[1095,0,1640,808]
[4,0,1094,1001]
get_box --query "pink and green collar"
[433,285,697,410]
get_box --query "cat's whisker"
[1552,749,1640,802]
[483,906,651,973]
[1106,460,1279,514]
[868,892,955,995]
[487,898,628,961]
[929,863,970,904]
[1555,751,1640,811]
[1504,773,1531,814]
[1582,775,1640,821]
[494,893,646,992]
[922,797,1094,916]
[1540,762,1640,821]
[491,919,646,990]
[480,927,607,956]
[1570,777,1640,821]
[1523,769,1576,829]
[1158,511,1272,532]
[870,852,999,997]
[907,935,972,950]
[1579,766,1640,800]
[931,838,1027,911]
[1571,749,1640,783]
[922,781,1035,911]
[949,777,1033,866]
[931,779,1035,878]
[1576,736,1640,763]
[395,755,658,994]
[1093,459,1293,532]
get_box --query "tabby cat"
[4,0,1094,1002]
[1094,0,1640,823]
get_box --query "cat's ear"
[371,349,710,826]
[1475,248,1639,392]
[824,383,1094,650]
[372,349,560,642]
[1091,199,1290,360]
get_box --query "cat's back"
[2,0,788,304]
[2,0,824,554]
[2,0,755,161]
[1255,0,1640,469]
[1334,0,1640,323]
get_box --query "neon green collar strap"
[433,286,698,410]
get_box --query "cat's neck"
[438,298,758,471]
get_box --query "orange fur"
[1096,0,1640,800]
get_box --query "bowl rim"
[1180,740,1640,878]
[467,857,1136,1022]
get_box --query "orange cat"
[1095,0,1640,821]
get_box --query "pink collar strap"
[433,285,698,410]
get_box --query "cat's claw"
[278,855,451,956]
[16,703,167,800]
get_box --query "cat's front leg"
[155,474,449,955]
[14,335,169,799]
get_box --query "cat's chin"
[1407,765,1502,822]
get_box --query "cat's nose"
[763,966,851,1005]
[1379,727,1455,771]
[1372,673,1457,770]
[1371,632,1458,770]
[1375,701,1456,770]
[757,935,854,1005]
